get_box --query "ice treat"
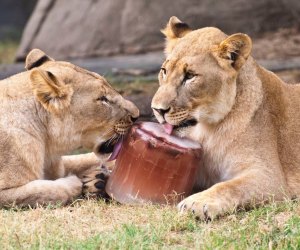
[105,122,202,204]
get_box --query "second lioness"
[152,17,300,220]
[0,49,139,207]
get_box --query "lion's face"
[151,17,252,139]
[26,49,139,157]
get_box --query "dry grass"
[108,77,158,97]
[1,198,300,249]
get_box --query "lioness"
[151,16,300,220]
[0,49,139,207]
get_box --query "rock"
[16,0,300,61]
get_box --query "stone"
[16,0,300,61]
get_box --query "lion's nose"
[153,107,170,117]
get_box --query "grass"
[1,199,300,249]
[0,40,19,64]
[108,76,158,97]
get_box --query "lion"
[0,49,139,207]
[151,16,300,220]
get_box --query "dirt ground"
[253,27,300,60]
[276,69,300,83]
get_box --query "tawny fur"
[152,17,300,220]
[0,49,139,207]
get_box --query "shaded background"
[0,0,298,61]
[0,0,300,118]
[0,0,36,41]
[14,0,300,60]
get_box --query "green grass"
[0,40,19,64]
[1,199,300,249]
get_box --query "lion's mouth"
[174,119,197,129]
[98,136,123,161]
[163,118,197,134]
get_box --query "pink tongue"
[163,123,174,135]
[108,139,123,161]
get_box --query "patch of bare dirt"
[276,69,300,83]
[253,27,300,60]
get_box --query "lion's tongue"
[163,123,174,135]
[108,139,123,161]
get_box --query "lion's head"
[26,49,139,158]
[151,16,252,138]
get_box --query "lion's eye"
[183,72,196,84]
[97,96,109,103]
[161,67,167,79]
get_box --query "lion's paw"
[82,165,111,199]
[177,193,222,221]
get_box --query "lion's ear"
[161,16,192,55]
[218,33,252,70]
[30,68,73,113]
[25,49,53,70]
[161,16,191,39]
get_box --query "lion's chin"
[172,127,191,138]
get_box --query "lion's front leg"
[62,152,103,176]
[178,171,288,220]
[61,153,113,199]
[82,164,111,199]
[178,188,233,221]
